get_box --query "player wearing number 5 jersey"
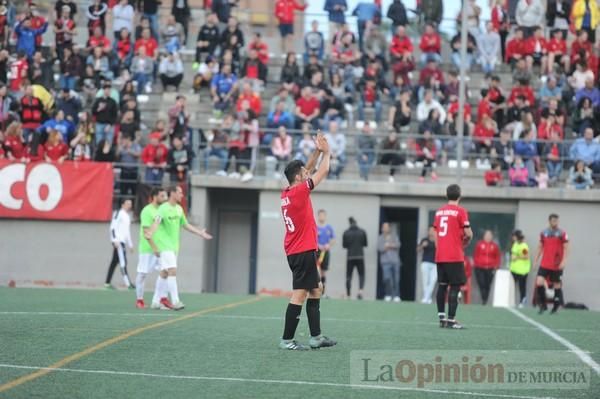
[279,132,337,351]
[433,184,473,329]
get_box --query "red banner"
[0,160,113,221]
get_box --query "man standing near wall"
[317,209,335,296]
[105,199,134,290]
[378,222,401,302]
[434,184,473,329]
[279,132,336,350]
[418,226,437,304]
[534,214,569,314]
[343,217,368,300]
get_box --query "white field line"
[506,308,600,376]
[0,311,596,334]
[0,363,559,399]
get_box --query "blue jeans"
[358,100,382,122]
[95,123,114,145]
[59,76,77,90]
[144,13,159,40]
[452,53,473,70]
[204,148,228,171]
[358,152,375,180]
[420,52,441,66]
[381,262,401,298]
[145,167,164,185]
[546,161,562,180]
[481,60,495,74]
[134,72,150,94]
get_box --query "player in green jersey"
[147,185,212,310]
[135,187,170,309]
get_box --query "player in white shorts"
[147,185,212,310]
[135,187,172,309]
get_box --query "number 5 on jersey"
[438,216,448,237]
[283,209,295,233]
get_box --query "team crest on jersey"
[281,197,291,206]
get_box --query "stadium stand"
[1,0,600,206]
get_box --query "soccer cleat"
[136,299,145,309]
[439,319,447,328]
[384,296,392,302]
[357,293,363,300]
[393,296,401,303]
[538,304,547,315]
[279,339,309,351]
[445,320,465,329]
[309,335,337,349]
[104,283,114,290]
[128,284,136,290]
[160,297,174,310]
[172,301,185,311]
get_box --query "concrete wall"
[256,190,381,299]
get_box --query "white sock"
[136,273,146,300]
[121,268,131,287]
[152,276,167,304]
[167,276,179,304]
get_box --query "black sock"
[536,286,546,308]
[321,276,326,295]
[448,285,460,320]
[306,298,321,337]
[552,288,562,311]
[436,284,448,315]
[282,303,302,340]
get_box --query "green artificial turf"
[0,287,598,399]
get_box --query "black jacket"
[387,0,408,27]
[92,96,118,124]
[546,0,571,27]
[343,225,368,259]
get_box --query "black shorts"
[317,250,330,271]
[287,250,320,290]
[279,23,293,37]
[537,267,563,283]
[437,262,467,286]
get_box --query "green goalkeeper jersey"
[139,204,159,254]
[154,202,188,253]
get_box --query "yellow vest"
[510,242,531,275]
[32,84,54,113]
[572,0,600,31]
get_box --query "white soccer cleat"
[393,296,401,303]
[384,296,392,302]
[172,301,185,311]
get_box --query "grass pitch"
[0,287,598,398]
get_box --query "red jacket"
[44,142,69,161]
[491,5,508,32]
[418,67,444,86]
[547,38,567,54]
[141,143,168,166]
[448,101,471,121]
[505,38,526,62]
[484,170,503,186]
[390,35,413,57]
[477,99,492,122]
[419,33,441,53]
[473,123,495,142]
[236,93,262,116]
[525,36,547,55]
[274,0,307,24]
[20,95,44,130]
[508,86,535,106]
[473,240,501,269]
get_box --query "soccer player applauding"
[279,132,337,350]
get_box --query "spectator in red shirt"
[248,32,269,65]
[241,48,267,90]
[141,132,168,185]
[10,51,28,92]
[115,28,133,70]
[525,26,547,72]
[570,30,592,68]
[134,27,158,59]
[508,78,535,107]
[547,29,568,74]
[538,114,564,140]
[474,115,497,156]
[485,162,504,186]
[54,5,76,61]
[390,25,413,61]
[418,58,445,88]
[236,82,262,116]
[295,86,320,129]
[505,28,527,64]
[87,26,111,55]
[473,230,501,305]
[4,121,26,162]
[274,0,307,53]
[419,23,441,66]
[491,0,510,60]
[44,129,69,163]
[28,4,48,48]
[19,85,44,142]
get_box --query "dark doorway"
[378,207,419,301]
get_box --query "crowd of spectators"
[0,0,599,190]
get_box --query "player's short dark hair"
[150,187,165,198]
[167,185,179,196]
[549,213,559,220]
[446,184,461,201]
[513,229,524,240]
[318,209,326,214]
[284,160,304,184]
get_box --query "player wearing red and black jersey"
[433,184,473,329]
[279,132,336,351]
[534,214,569,314]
